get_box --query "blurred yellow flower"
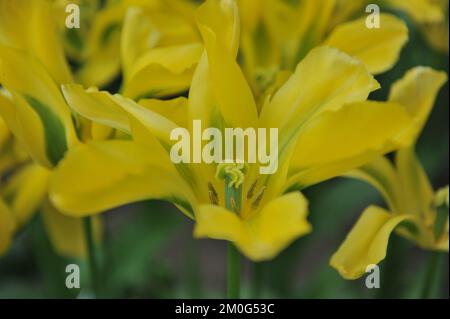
[0,0,103,258]
[0,111,100,258]
[330,67,448,280]
[237,0,409,98]
[331,0,448,53]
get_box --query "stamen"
[247,178,258,199]
[208,182,219,205]
[251,186,266,209]
[231,198,238,213]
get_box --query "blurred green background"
[0,6,448,299]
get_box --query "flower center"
[211,162,266,216]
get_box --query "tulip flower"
[0,0,102,259]
[0,109,100,258]
[330,0,448,52]
[237,0,409,98]
[331,67,448,281]
[51,0,415,297]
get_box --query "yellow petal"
[324,14,408,74]
[111,94,179,148]
[73,0,135,87]
[0,45,78,167]
[188,53,217,128]
[123,43,203,100]
[389,67,447,144]
[50,140,195,217]
[387,0,444,23]
[138,97,188,128]
[2,163,50,227]
[62,84,131,133]
[0,198,15,256]
[396,147,434,225]
[0,0,73,84]
[75,38,121,88]
[121,6,199,79]
[0,91,17,142]
[197,0,258,128]
[62,85,179,148]
[194,192,311,261]
[90,122,115,141]
[42,199,101,259]
[260,46,380,148]
[287,101,411,188]
[422,15,449,53]
[346,156,402,213]
[0,116,8,149]
[197,0,240,56]
[330,206,413,279]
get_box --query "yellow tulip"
[331,67,448,280]
[120,1,202,100]
[51,0,414,261]
[330,0,448,53]
[0,0,105,258]
[421,0,449,54]
[52,0,202,89]
[237,0,409,97]
[0,111,99,258]
[329,0,444,26]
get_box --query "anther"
[231,197,238,213]
[251,186,266,209]
[208,182,219,205]
[247,178,258,199]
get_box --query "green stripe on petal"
[24,95,68,166]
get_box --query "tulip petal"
[194,192,311,261]
[62,85,180,149]
[2,163,50,227]
[260,46,379,155]
[111,94,179,149]
[396,147,434,223]
[346,156,402,213]
[138,97,188,128]
[42,200,101,259]
[389,67,447,144]
[0,46,78,167]
[287,101,411,188]
[387,0,444,23]
[0,0,73,84]
[197,0,258,129]
[123,43,203,100]
[62,84,131,133]
[330,206,413,279]
[324,14,408,74]
[50,140,195,217]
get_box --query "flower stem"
[227,243,240,299]
[251,262,264,298]
[83,216,99,298]
[225,175,241,299]
[420,251,443,299]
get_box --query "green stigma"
[216,162,248,189]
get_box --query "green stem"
[420,251,443,299]
[225,175,241,299]
[227,243,241,299]
[251,262,264,298]
[83,216,99,298]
